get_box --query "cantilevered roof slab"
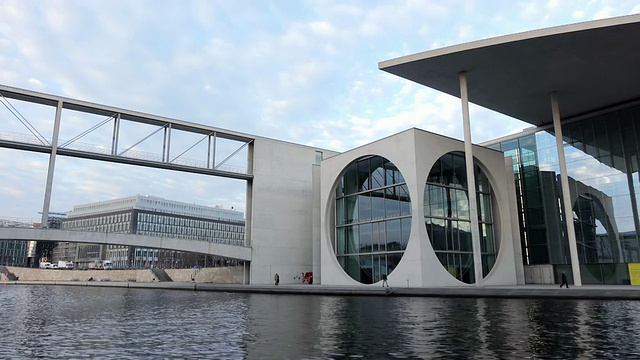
[379,14,640,126]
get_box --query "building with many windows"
[59,195,245,269]
[320,129,521,287]
[0,219,31,266]
[376,14,640,285]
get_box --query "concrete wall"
[6,266,244,283]
[320,128,519,287]
[165,267,243,283]
[524,264,555,284]
[7,267,156,282]
[249,137,337,284]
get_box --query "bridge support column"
[41,100,63,227]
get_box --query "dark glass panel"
[458,221,472,252]
[358,158,371,192]
[452,153,467,188]
[528,244,550,264]
[427,159,442,184]
[358,194,371,222]
[336,227,346,255]
[336,198,345,225]
[370,156,385,190]
[346,226,359,254]
[399,184,411,216]
[482,254,495,277]
[385,188,401,218]
[371,190,385,220]
[502,139,519,152]
[344,162,358,196]
[400,217,411,250]
[429,218,446,250]
[387,253,402,274]
[453,189,469,220]
[459,253,475,284]
[386,219,401,251]
[359,254,373,284]
[345,195,358,224]
[359,223,372,253]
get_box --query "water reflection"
[2,286,640,359]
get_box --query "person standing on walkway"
[274,273,280,286]
[560,271,569,288]
[381,273,389,287]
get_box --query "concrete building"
[379,14,640,285]
[320,129,522,287]
[0,218,31,266]
[59,195,245,269]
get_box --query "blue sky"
[1,0,639,220]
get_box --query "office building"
[60,195,245,269]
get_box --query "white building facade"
[320,129,523,287]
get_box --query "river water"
[1,286,640,359]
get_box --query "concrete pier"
[3,281,640,300]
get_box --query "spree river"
[1,286,640,359]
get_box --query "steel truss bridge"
[0,84,255,260]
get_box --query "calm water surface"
[1,285,640,359]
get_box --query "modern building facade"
[320,128,522,287]
[0,219,30,266]
[483,106,640,284]
[59,195,245,269]
[379,14,640,285]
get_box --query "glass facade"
[0,240,27,266]
[61,208,245,269]
[487,103,640,284]
[424,152,497,284]
[335,156,411,284]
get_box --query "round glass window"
[334,156,411,284]
[424,152,497,283]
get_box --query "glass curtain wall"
[489,103,640,284]
[335,156,411,284]
[424,152,497,284]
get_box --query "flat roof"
[379,14,640,126]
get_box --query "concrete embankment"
[4,266,244,283]
[3,279,640,300]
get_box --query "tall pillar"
[460,72,484,286]
[550,92,582,286]
[41,100,63,227]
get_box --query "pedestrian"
[560,271,569,288]
[381,273,389,287]
[274,273,280,286]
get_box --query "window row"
[337,253,403,285]
[336,218,411,255]
[138,213,244,232]
[336,156,405,197]
[63,213,131,228]
[336,186,411,225]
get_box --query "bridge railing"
[0,130,249,174]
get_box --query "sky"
[1,0,639,221]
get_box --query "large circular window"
[424,152,497,284]
[334,156,411,284]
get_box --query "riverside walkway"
[4,281,640,300]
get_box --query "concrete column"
[111,113,120,155]
[460,72,484,286]
[41,100,63,227]
[550,92,582,286]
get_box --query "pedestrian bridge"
[0,227,252,261]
